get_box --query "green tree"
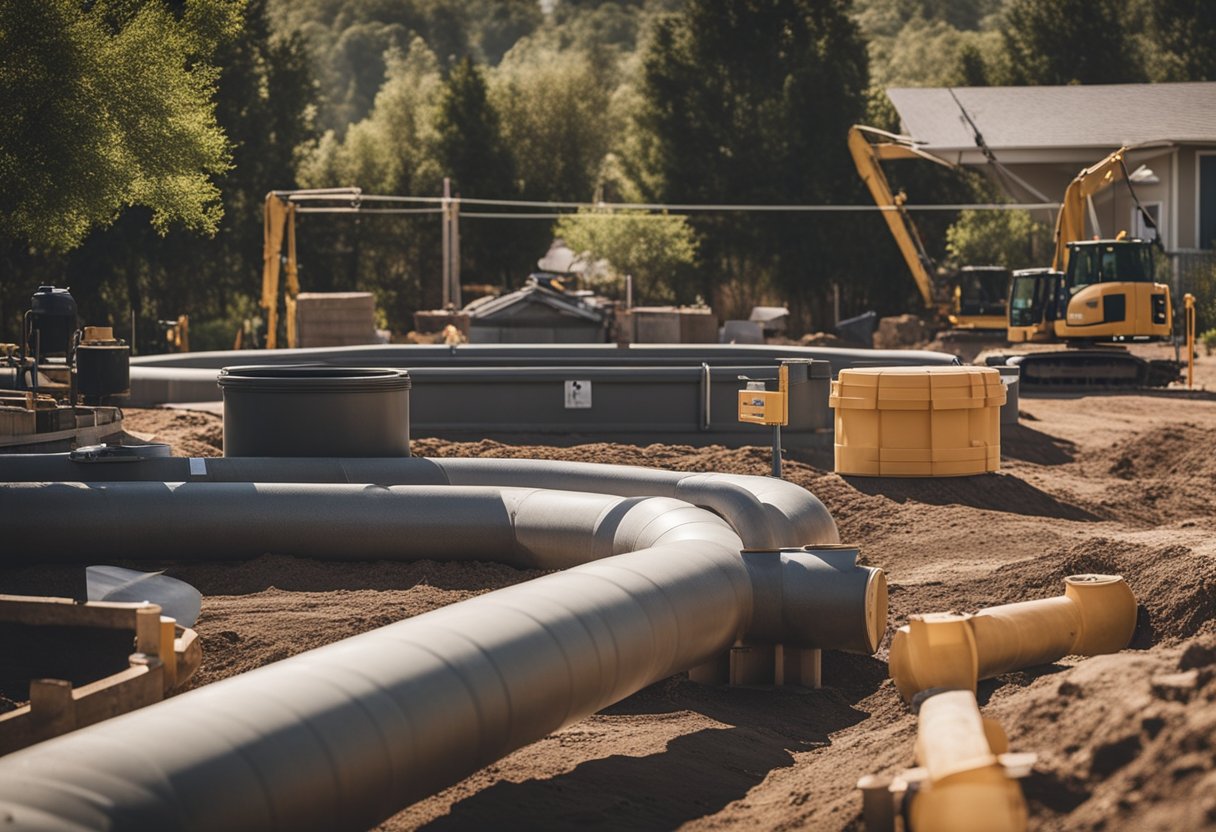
[635,0,869,323]
[1141,0,1216,81]
[491,44,615,202]
[945,209,1048,269]
[1000,0,1147,85]
[434,57,523,285]
[0,0,238,252]
[296,38,447,328]
[56,0,319,348]
[554,209,698,303]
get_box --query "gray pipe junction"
[0,456,884,831]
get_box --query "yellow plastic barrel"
[828,366,1005,477]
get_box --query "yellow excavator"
[262,191,300,350]
[1003,147,1179,387]
[848,124,1009,331]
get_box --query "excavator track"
[1013,350,1182,390]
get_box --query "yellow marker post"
[738,363,789,477]
[1184,293,1195,389]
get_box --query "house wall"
[974,145,1216,251]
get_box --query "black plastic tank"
[28,285,77,357]
[76,329,131,404]
[217,365,411,457]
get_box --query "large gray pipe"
[0,486,879,831]
[0,456,838,548]
[127,342,959,371]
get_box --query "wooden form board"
[0,594,200,756]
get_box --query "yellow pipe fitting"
[889,574,1136,701]
[1064,573,1138,654]
[908,690,1028,832]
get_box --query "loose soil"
[2,375,1214,831]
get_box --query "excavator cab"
[1056,239,1171,340]
[950,266,1010,330]
[1007,239,1171,343]
[1007,268,1063,343]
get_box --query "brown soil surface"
[4,381,1216,831]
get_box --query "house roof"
[465,280,605,324]
[887,83,1216,154]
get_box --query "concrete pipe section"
[0,464,883,830]
[888,575,1137,702]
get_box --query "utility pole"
[442,177,451,309]
[441,177,462,310]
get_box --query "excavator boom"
[1051,147,1130,272]
[847,125,950,314]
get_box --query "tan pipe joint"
[889,574,1136,702]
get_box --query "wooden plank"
[29,678,76,737]
[134,606,161,655]
[159,617,177,690]
[175,627,202,687]
[0,595,160,631]
[72,661,162,728]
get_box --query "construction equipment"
[848,125,1008,331]
[1002,146,1181,387]
[262,191,301,350]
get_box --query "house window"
[1132,202,1162,242]
[1201,154,1216,249]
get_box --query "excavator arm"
[847,125,956,314]
[1051,147,1130,272]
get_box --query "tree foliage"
[5,0,1214,345]
[555,210,698,303]
[636,0,870,319]
[0,0,238,251]
[1,0,317,347]
[1140,0,1216,82]
[946,209,1048,270]
[435,57,521,285]
[1001,0,1147,85]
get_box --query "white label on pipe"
[189,458,207,476]
[564,380,592,409]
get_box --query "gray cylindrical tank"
[218,365,411,457]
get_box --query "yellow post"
[261,193,297,350]
[737,363,790,477]
[1184,293,1196,389]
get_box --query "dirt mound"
[1105,422,1216,483]
[889,537,1216,650]
[988,633,1216,831]
[123,408,223,457]
[411,437,784,477]
[842,472,1099,521]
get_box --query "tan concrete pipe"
[0,456,838,549]
[0,484,881,830]
[888,575,1137,701]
